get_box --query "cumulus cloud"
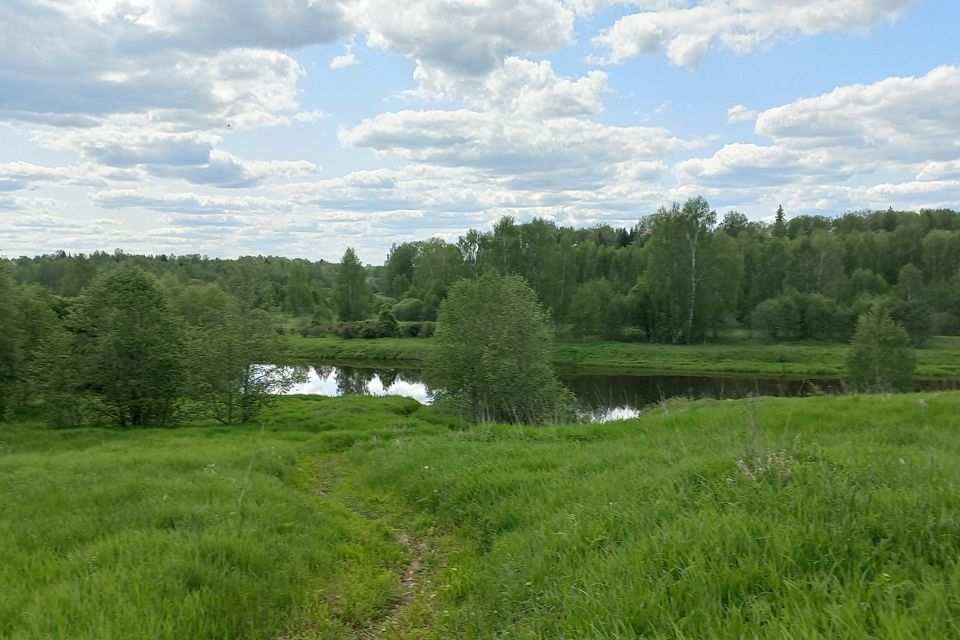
[727,104,758,123]
[594,0,915,66]
[340,108,690,188]
[0,1,347,124]
[668,65,960,215]
[330,53,358,70]
[357,0,574,76]
[90,189,295,215]
[675,143,842,187]
[755,65,960,164]
[410,57,608,118]
[0,161,143,189]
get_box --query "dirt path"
[357,529,431,639]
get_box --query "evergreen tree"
[772,204,787,238]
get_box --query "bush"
[425,273,573,424]
[392,298,424,321]
[845,309,915,393]
[932,312,959,335]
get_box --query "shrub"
[845,309,915,392]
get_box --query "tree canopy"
[425,273,572,424]
[845,309,916,393]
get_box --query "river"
[276,364,901,422]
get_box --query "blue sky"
[1,0,958,262]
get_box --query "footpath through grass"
[288,334,960,378]
[4,391,960,638]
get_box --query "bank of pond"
[287,335,960,379]
[276,363,960,422]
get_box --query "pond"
[277,364,871,422]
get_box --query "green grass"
[0,396,455,639]
[4,391,960,638]
[288,334,960,378]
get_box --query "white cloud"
[918,160,960,182]
[330,53,358,70]
[90,189,295,215]
[677,66,960,188]
[755,65,960,164]
[410,57,608,118]
[340,108,691,188]
[0,2,346,125]
[675,143,842,187]
[331,38,359,70]
[357,0,575,76]
[726,104,758,123]
[594,0,915,66]
[0,161,143,188]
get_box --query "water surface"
[280,365,861,422]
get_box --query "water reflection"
[286,365,431,404]
[279,364,958,424]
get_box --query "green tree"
[60,254,97,297]
[173,282,304,424]
[785,229,846,299]
[284,260,314,315]
[392,298,423,321]
[375,303,400,338]
[425,274,572,424]
[845,309,915,393]
[772,204,787,238]
[750,294,801,341]
[0,264,22,416]
[408,238,464,320]
[74,265,182,426]
[891,263,933,346]
[642,197,742,343]
[568,278,625,339]
[383,242,420,298]
[334,248,370,321]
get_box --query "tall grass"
[348,393,960,638]
[3,392,960,638]
[0,396,447,639]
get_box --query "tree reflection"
[336,366,373,396]
[312,365,334,379]
[374,368,398,391]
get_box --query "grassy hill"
[3,392,960,638]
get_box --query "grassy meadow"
[288,334,960,378]
[3,391,960,638]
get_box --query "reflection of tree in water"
[336,366,374,396]
[312,365,334,379]
[374,368,398,391]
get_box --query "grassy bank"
[288,334,960,378]
[4,391,960,638]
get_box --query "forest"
[7,200,960,346]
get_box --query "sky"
[1,0,959,263]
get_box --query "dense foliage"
[0,264,299,425]
[9,202,959,346]
[425,274,572,423]
[845,308,916,392]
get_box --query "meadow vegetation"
[289,334,960,379]
[3,391,960,638]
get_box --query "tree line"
[0,262,301,425]
[6,200,960,349]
